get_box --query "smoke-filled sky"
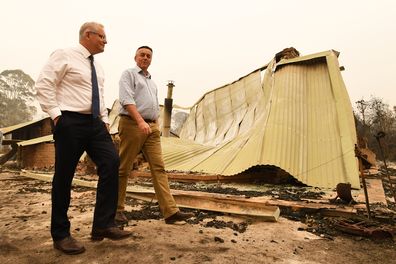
[2,0,396,110]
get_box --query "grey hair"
[79,22,104,40]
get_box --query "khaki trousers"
[117,116,179,218]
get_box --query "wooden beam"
[0,142,18,165]
[126,188,280,221]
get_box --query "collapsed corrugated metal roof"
[160,50,360,189]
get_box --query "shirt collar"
[135,66,151,79]
[77,44,92,59]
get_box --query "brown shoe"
[91,226,132,241]
[53,236,85,255]
[165,211,195,225]
[115,211,128,225]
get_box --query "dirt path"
[0,171,395,264]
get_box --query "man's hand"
[138,120,152,135]
[123,104,152,135]
[53,116,60,126]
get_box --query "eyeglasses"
[88,31,106,41]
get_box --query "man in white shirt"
[36,22,131,255]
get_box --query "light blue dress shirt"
[118,66,160,120]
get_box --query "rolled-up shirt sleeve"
[119,70,136,107]
[35,50,68,120]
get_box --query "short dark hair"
[137,46,153,53]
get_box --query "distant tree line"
[355,97,396,162]
[0,69,36,127]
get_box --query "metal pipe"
[355,144,371,219]
[162,81,174,137]
[360,163,372,219]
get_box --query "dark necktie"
[89,55,100,118]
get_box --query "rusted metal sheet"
[335,220,394,240]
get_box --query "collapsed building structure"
[0,117,53,167]
[1,49,360,189]
[159,49,360,189]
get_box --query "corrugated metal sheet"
[108,100,121,135]
[161,50,359,188]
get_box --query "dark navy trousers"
[51,111,119,241]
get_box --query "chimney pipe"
[162,81,174,137]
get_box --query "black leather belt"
[62,111,93,118]
[119,114,156,123]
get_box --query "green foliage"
[0,69,37,127]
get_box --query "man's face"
[135,48,152,71]
[86,26,107,54]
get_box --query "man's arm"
[119,70,151,135]
[35,49,68,123]
[124,104,151,135]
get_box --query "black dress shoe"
[165,211,195,224]
[91,226,132,241]
[53,236,85,255]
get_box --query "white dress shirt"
[36,44,108,123]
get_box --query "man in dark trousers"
[36,21,131,255]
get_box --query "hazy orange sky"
[2,0,395,110]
